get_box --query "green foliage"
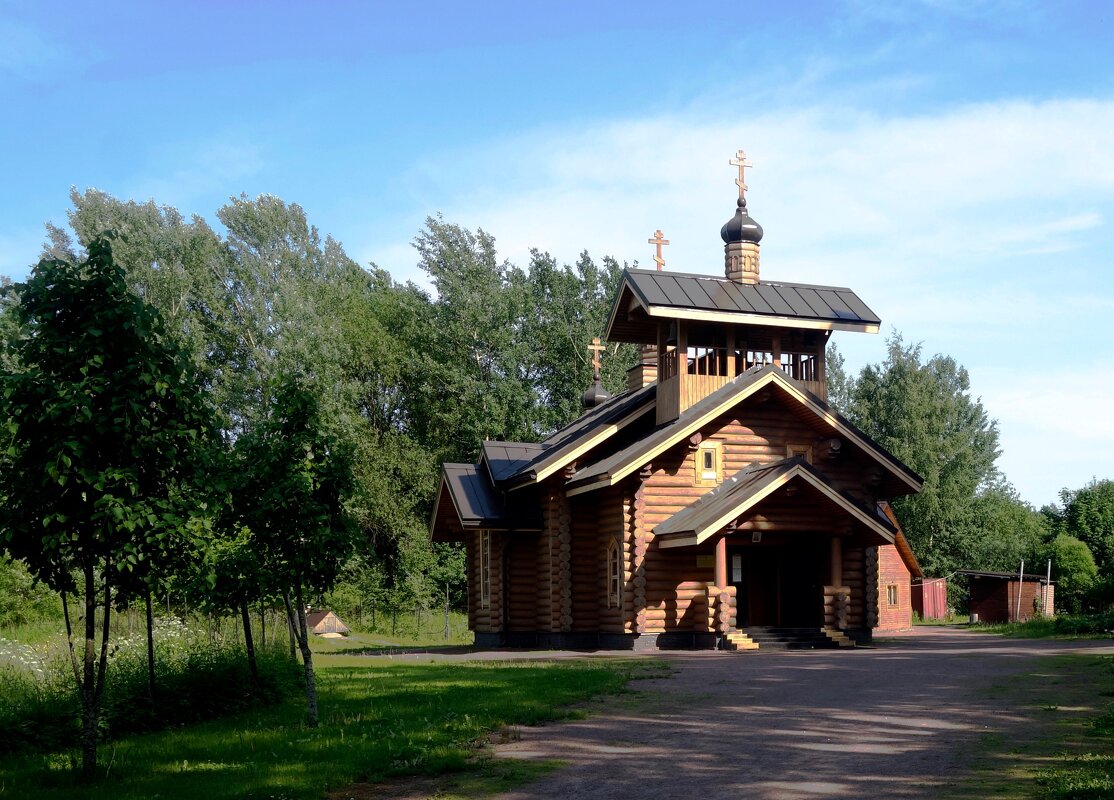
[1051,479,1114,576]
[44,192,644,621]
[0,237,216,775]
[0,619,297,756]
[843,332,1002,575]
[1043,535,1099,613]
[234,376,356,596]
[0,556,60,626]
[0,656,651,799]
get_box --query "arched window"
[607,538,622,608]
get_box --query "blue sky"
[2,1,1113,507]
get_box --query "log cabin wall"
[465,534,477,631]
[570,492,601,632]
[469,529,503,635]
[842,544,867,629]
[505,534,538,632]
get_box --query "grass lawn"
[0,656,665,800]
[949,653,1114,799]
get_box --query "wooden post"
[830,537,842,586]
[726,328,736,378]
[715,536,727,591]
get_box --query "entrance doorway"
[729,544,825,627]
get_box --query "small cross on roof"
[730,149,753,201]
[587,337,605,374]
[647,229,669,271]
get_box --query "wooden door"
[730,548,780,626]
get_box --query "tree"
[0,238,214,777]
[844,333,1001,575]
[824,340,853,413]
[1053,479,1114,577]
[1044,534,1098,613]
[233,376,355,726]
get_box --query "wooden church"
[431,152,924,650]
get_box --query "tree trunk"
[240,600,258,683]
[285,585,319,727]
[145,591,156,698]
[283,593,297,661]
[259,605,266,649]
[80,562,99,779]
[444,583,450,641]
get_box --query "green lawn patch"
[0,657,664,800]
[979,612,1114,639]
[949,654,1114,799]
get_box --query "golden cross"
[647,229,669,271]
[588,337,605,373]
[730,149,753,201]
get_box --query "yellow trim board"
[523,399,655,487]
[644,305,880,334]
[568,368,921,496]
[657,465,896,549]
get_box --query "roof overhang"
[656,460,898,549]
[505,393,655,490]
[643,304,880,334]
[429,468,542,542]
[566,366,923,498]
[605,269,882,343]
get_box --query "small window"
[787,443,813,464]
[606,538,622,608]
[886,584,898,607]
[479,531,491,609]
[694,441,723,487]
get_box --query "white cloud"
[360,95,1114,504]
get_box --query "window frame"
[606,538,622,608]
[786,443,813,464]
[694,441,723,487]
[479,530,491,609]
[886,583,899,607]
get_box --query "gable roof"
[654,457,898,549]
[878,501,924,579]
[606,269,881,343]
[481,441,548,483]
[501,381,657,490]
[431,464,543,535]
[566,365,923,497]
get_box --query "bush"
[0,618,300,755]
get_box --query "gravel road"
[489,628,1114,800]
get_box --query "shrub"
[0,618,300,755]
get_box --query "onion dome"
[581,375,612,411]
[720,198,764,245]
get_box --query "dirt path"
[487,628,1114,799]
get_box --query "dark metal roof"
[606,268,881,343]
[654,459,796,537]
[439,463,542,529]
[481,442,549,483]
[502,381,657,488]
[567,365,923,495]
[654,457,896,542]
[957,570,1053,583]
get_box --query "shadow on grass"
[947,654,1114,799]
[0,659,660,800]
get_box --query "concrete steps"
[723,627,854,651]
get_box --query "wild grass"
[950,654,1114,799]
[0,617,299,755]
[0,657,661,800]
[978,610,1114,639]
